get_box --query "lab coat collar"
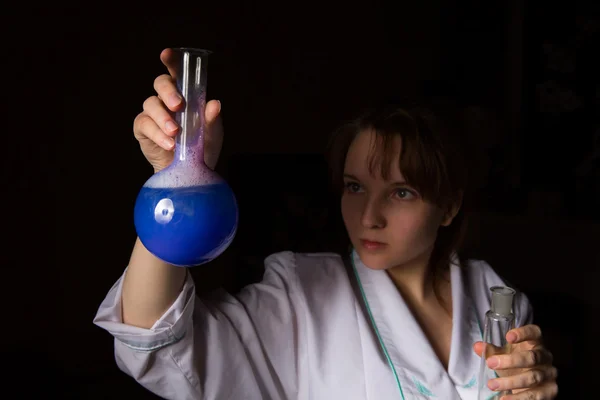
[351,250,483,398]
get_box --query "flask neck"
[172,48,211,166]
[485,310,516,323]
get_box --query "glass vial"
[477,286,516,400]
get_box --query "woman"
[94,48,558,399]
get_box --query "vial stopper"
[490,286,516,316]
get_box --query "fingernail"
[162,137,175,149]
[488,380,500,390]
[507,332,517,342]
[165,120,178,133]
[487,357,499,369]
[168,93,182,108]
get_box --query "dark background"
[5,1,599,398]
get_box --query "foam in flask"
[133,48,238,267]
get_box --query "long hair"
[326,98,478,307]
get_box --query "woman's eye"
[395,188,416,200]
[344,182,362,193]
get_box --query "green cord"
[350,254,406,400]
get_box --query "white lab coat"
[94,250,533,400]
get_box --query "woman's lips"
[360,239,387,250]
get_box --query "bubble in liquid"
[144,156,213,189]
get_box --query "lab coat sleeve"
[93,251,304,400]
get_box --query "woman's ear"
[441,191,463,227]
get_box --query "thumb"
[203,100,224,171]
[205,99,222,124]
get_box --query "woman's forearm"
[121,237,187,329]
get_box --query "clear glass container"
[478,286,516,400]
[133,48,238,267]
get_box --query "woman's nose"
[360,198,386,229]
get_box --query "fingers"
[133,112,175,151]
[496,380,559,400]
[205,99,222,124]
[153,75,183,111]
[203,99,224,171]
[143,95,179,137]
[488,365,558,392]
[138,49,224,165]
[507,324,542,344]
[473,341,507,359]
[473,341,484,357]
[160,48,180,79]
[487,345,553,370]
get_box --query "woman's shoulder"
[461,257,525,294]
[261,251,348,289]
[461,258,505,283]
[460,257,534,325]
[460,257,518,299]
[263,251,345,270]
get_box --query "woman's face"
[341,130,452,270]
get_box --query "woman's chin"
[354,249,393,270]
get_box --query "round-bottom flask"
[133,48,238,267]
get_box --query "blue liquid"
[134,183,238,267]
